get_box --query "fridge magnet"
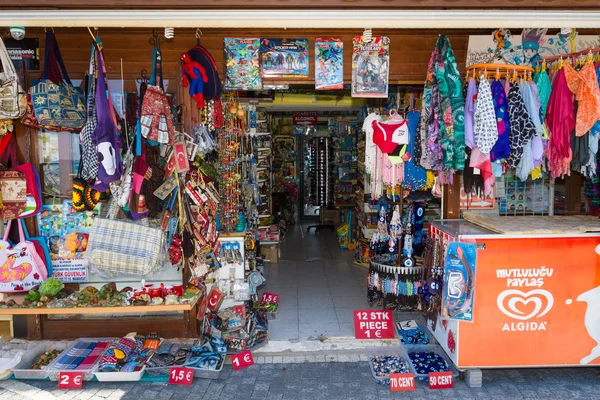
[224,38,262,90]
[352,36,390,98]
[315,37,343,90]
[260,38,309,78]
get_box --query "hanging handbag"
[0,219,48,293]
[93,50,123,184]
[21,219,52,276]
[0,36,27,119]
[85,217,166,277]
[79,45,100,181]
[0,133,26,220]
[30,32,86,130]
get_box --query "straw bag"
[85,217,167,277]
[0,219,48,293]
[0,36,26,119]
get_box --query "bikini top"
[372,119,409,154]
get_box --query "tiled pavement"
[0,362,599,399]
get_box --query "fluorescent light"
[2,10,600,28]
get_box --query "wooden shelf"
[219,231,246,238]
[0,294,201,315]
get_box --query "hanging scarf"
[403,111,428,190]
[473,78,498,154]
[563,62,600,137]
[533,70,552,121]
[490,79,511,161]
[520,81,544,166]
[418,54,435,170]
[506,81,536,168]
[546,68,575,181]
[464,77,477,149]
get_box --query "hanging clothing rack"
[465,63,534,80]
[535,46,600,64]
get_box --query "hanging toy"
[181,52,209,108]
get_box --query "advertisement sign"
[51,259,88,283]
[4,38,39,70]
[459,237,600,367]
[442,242,476,322]
[292,112,318,126]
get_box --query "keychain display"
[442,242,476,322]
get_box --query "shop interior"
[0,21,598,383]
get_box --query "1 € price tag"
[428,371,453,389]
[261,292,279,305]
[389,373,416,392]
[58,371,83,390]
[353,310,394,339]
[231,350,254,371]
[168,367,194,386]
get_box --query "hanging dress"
[490,79,511,161]
[464,77,477,149]
[546,68,575,181]
[473,78,499,154]
[506,81,537,168]
[363,112,382,177]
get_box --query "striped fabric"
[86,218,166,277]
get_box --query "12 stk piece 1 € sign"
[354,310,394,339]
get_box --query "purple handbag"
[93,49,123,184]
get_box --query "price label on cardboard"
[58,371,83,389]
[353,310,394,339]
[231,350,254,371]
[389,373,415,392]
[428,371,453,389]
[168,367,194,386]
[261,292,279,305]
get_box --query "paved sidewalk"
[0,362,598,400]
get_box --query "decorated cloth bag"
[0,219,48,293]
[30,32,86,130]
[0,36,26,119]
[86,217,166,277]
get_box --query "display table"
[429,219,600,368]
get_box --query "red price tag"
[428,371,453,389]
[261,292,279,305]
[231,350,254,371]
[389,373,415,392]
[353,310,394,339]
[168,367,194,386]
[58,372,83,389]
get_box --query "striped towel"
[53,341,97,370]
[76,341,110,370]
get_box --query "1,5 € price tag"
[58,371,83,389]
[354,310,394,339]
[231,350,254,371]
[428,371,453,389]
[168,367,194,386]
[389,373,415,392]
[261,292,279,305]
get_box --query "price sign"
[231,350,254,371]
[428,371,453,389]
[389,373,415,392]
[353,310,394,339]
[168,367,194,386]
[58,372,83,389]
[261,292,279,305]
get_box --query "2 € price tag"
[389,373,415,392]
[353,310,394,339]
[261,292,279,305]
[168,367,194,386]
[231,350,254,371]
[58,371,83,389]
[428,371,453,389]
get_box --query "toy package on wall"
[351,36,390,98]
[37,204,63,259]
[224,38,262,90]
[58,200,101,259]
[315,37,343,90]
[260,38,309,78]
[442,242,476,322]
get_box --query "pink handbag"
[0,219,47,292]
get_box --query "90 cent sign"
[354,310,394,339]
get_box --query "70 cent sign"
[354,310,394,339]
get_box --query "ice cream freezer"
[427,216,600,369]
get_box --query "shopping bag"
[0,36,27,119]
[20,219,52,276]
[21,93,81,133]
[86,217,166,277]
[30,32,86,130]
[0,219,47,293]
